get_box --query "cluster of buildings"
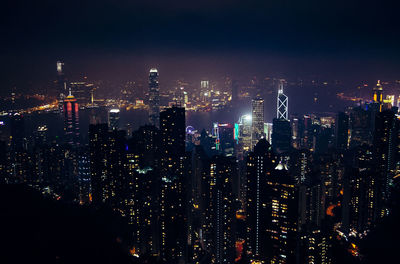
[1,64,400,264]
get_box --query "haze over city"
[1,1,400,264]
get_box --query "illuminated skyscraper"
[246,139,276,261]
[200,80,210,101]
[246,140,297,263]
[63,90,80,147]
[56,61,66,96]
[236,114,252,158]
[251,98,265,148]
[108,108,120,131]
[148,68,160,127]
[89,124,127,208]
[207,155,236,264]
[267,162,297,263]
[70,81,93,105]
[373,109,399,217]
[159,106,186,262]
[349,106,373,148]
[160,106,186,180]
[277,80,288,120]
[372,80,383,105]
[89,124,110,205]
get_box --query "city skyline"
[1,1,400,264]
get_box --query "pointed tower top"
[374,80,383,90]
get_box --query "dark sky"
[1,0,400,91]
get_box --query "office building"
[251,98,265,149]
[272,118,291,154]
[148,68,160,127]
[277,80,288,120]
[108,108,120,131]
[63,90,80,147]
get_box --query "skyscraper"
[159,106,186,262]
[89,123,110,205]
[208,155,236,264]
[251,98,265,148]
[246,139,276,261]
[160,106,186,180]
[63,90,80,147]
[335,112,349,150]
[272,118,291,154]
[372,80,383,111]
[10,113,27,183]
[373,109,398,217]
[277,80,288,120]
[108,108,120,131]
[148,68,160,127]
[267,163,297,264]
[56,61,67,96]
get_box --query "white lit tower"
[57,61,67,96]
[148,68,160,127]
[251,98,265,148]
[277,80,288,120]
[108,109,120,131]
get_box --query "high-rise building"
[344,145,378,233]
[335,112,349,150]
[77,148,91,205]
[264,122,273,143]
[246,139,277,261]
[236,114,252,158]
[160,106,186,180]
[373,109,399,217]
[201,80,210,101]
[148,68,160,127]
[108,108,120,131]
[10,113,25,152]
[277,80,289,120]
[372,80,383,111]
[349,106,374,148]
[9,113,27,183]
[70,81,93,105]
[127,125,160,256]
[272,118,291,154]
[266,162,297,263]
[187,145,209,263]
[246,140,297,263]
[207,155,236,264]
[251,98,265,148]
[56,61,67,96]
[89,123,111,205]
[63,90,80,147]
[159,106,187,262]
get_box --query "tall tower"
[56,61,67,96]
[108,108,120,131]
[246,139,276,262]
[335,112,349,150]
[272,118,291,154]
[63,89,80,147]
[159,106,186,262]
[251,98,265,148]
[148,68,160,127]
[208,155,235,264]
[277,80,288,120]
[373,80,384,112]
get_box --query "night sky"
[1,0,400,90]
